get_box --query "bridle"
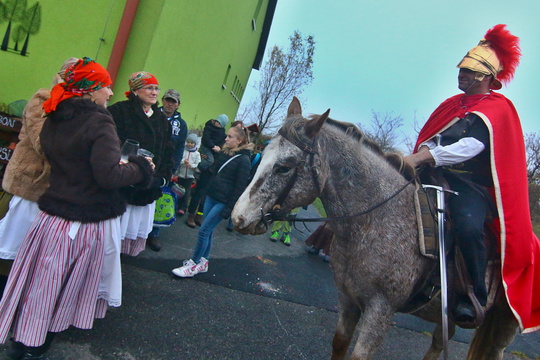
[261,126,417,228]
[263,127,321,222]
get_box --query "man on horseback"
[405,25,540,332]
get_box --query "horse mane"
[286,115,416,180]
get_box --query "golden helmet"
[457,40,502,89]
[456,24,521,90]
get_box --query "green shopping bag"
[153,186,177,227]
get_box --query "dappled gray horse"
[232,97,518,360]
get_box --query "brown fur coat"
[2,89,51,202]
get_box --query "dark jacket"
[161,109,187,173]
[38,98,154,223]
[201,119,226,151]
[108,93,174,205]
[206,143,254,219]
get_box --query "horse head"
[232,97,330,235]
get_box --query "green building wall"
[0,0,274,129]
[0,0,125,104]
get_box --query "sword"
[422,184,458,360]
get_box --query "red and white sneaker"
[172,259,199,278]
[196,257,209,273]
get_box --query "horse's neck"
[319,146,412,224]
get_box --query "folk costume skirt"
[119,202,156,256]
[0,212,123,347]
[0,196,40,260]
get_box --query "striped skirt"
[0,196,41,260]
[0,212,122,347]
[119,202,155,256]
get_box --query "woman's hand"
[145,157,156,171]
[212,145,221,152]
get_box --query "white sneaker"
[196,257,209,273]
[172,259,199,277]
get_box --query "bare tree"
[240,30,315,134]
[525,132,540,224]
[358,111,406,152]
[525,132,540,183]
[402,110,424,154]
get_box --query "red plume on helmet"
[484,24,521,86]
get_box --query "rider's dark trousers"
[447,176,489,306]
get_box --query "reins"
[262,126,417,227]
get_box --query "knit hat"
[125,71,159,98]
[457,24,520,90]
[162,89,180,103]
[43,57,112,113]
[216,114,229,128]
[186,133,198,143]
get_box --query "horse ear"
[287,96,302,116]
[305,109,330,138]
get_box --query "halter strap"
[270,128,320,216]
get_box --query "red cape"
[416,92,540,333]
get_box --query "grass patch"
[509,350,528,359]
[312,198,326,217]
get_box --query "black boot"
[186,214,197,228]
[307,247,320,255]
[452,299,476,322]
[194,213,203,227]
[0,274,8,297]
[147,235,162,252]
[6,338,25,360]
[22,352,46,360]
[21,332,55,360]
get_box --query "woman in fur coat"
[0,58,78,293]
[0,58,154,360]
[108,71,174,254]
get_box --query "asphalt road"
[1,206,538,360]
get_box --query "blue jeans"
[192,196,225,263]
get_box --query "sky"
[241,0,540,149]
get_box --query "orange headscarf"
[42,57,112,113]
[124,71,159,98]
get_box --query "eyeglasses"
[142,86,161,92]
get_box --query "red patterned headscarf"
[43,57,112,113]
[125,71,159,98]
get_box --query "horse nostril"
[234,215,245,229]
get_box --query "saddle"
[404,168,501,328]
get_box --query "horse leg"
[466,300,518,360]
[421,322,456,360]
[348,299,395,360]
[466,298,518,360]
[331,298,362,360]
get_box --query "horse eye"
[276,166,292,174]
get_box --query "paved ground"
[1,206,539,359]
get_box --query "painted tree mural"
[1,0,26,51]
[0,0,41,55]
[20,2,41,55]
[12,24,24,51]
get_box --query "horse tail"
[466,294,518,360]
